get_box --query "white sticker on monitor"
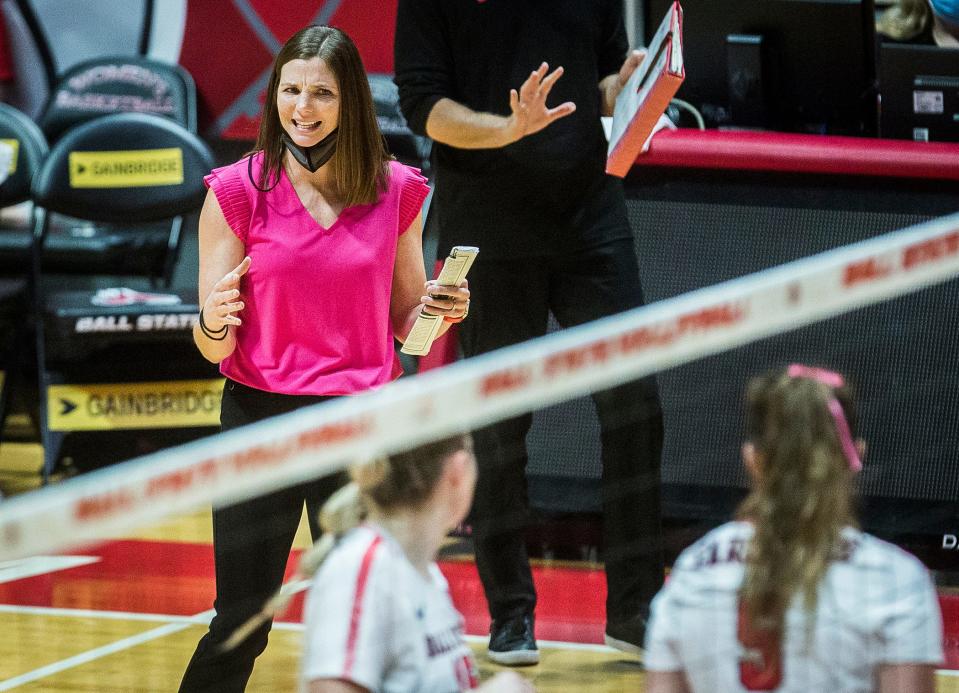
[913,90,944,115]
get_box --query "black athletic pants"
[459,237,665,626]
[178,380,344,692]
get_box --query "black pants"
[179,380,345,693]
[459,238,665,625]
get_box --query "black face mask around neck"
[282,128,338,172]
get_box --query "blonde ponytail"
[298,482,365,577]
[220,433,471,652]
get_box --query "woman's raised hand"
[203,256,251,331]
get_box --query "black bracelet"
[199,308,229,341]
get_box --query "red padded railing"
[639,129,959,181]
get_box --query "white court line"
[0,603,299,630]
[0,556,99,584]
[0,602,955,687]
[0,602,615,652]
[0,604,301,690]
[0,603,617,690]
[0,608,213,691]
[0,604,603,647]
[0,603,212,624]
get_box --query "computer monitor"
[879,42,959,142]
[645,0,877,135]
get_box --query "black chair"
[0,102,47,440]
[0,0,57,120]
[0,55,199,285]
[38,54,197,141]
[30,112,217,481]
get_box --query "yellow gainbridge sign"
[48,379,224,431]
[69,147,184,188]
[0,139,19,174]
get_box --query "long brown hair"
[251,25,390,205]
[737,367,859,641]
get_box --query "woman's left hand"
[420,279,470,321]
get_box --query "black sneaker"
[604,614,646,657]
[488,614,539,666]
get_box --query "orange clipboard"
[606,1,685,177]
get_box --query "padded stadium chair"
[0,55,199,286]
[38,55,197,141]
[30,112,217,482]
[0,102,47,441]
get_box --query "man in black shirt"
[395,0,664,666]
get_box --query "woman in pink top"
[179,25,469,693]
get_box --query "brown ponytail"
[737,368,859,642]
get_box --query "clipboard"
[606,1,685,177]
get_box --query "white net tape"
[1,212,958,561]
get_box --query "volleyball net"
[1,211,958,562]
[0,212,958,691]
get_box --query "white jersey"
[301,524,478,693]
[646,521,943,693]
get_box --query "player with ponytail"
[227,433,534,693]
[645,365,942,693]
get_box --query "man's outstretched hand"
[504,62,576,143]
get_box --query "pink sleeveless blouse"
[204,155,430,395]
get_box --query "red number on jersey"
[737,601,783,690]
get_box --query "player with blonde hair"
[645,365,942,693]
[230,433,534,692]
